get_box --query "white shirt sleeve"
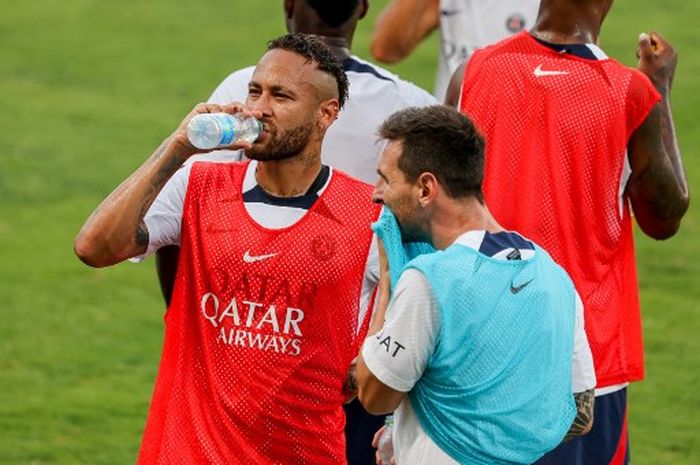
[571,292,597,392]
[361,269,439,392]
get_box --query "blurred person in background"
[447,0,690,463]
[370,0,539,100]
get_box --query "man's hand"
[371,425,396,465]
[637,32,677,94]
[169,102,263,158]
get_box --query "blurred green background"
[0,1,697,463]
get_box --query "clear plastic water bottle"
[377,415,394,465]
[187,112,262,150]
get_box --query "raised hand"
[637,31,677,93]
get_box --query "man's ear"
[358,0,369,20]
[284,0,294,20]
[418,172,438,205]
[318,99,341,130]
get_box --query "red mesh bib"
[138,162,381,464]
[460,32,660,387]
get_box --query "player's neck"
[531,6,607,44]
[318,36,352,61]
[255,153,322,198]
[429,199,503,250]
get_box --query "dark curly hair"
[267,33,350,109]
[379,105,485,201]
[306,0,360,28]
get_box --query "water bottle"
[377,415,394,465]
[187,112,262,150]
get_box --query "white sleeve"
[361,269,439,392]
[571,292,597,392]
[133,163,192,260]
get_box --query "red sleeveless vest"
[460,32,660,387]
[137,162,381,464]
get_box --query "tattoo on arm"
[131,141,183,250]
[343,363,358,402]
[564,389,595,442]
[135,220,149,249]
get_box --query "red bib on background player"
[460,32,660,388]
[137,161,381,464]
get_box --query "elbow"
[74,235,105,268]
[642,201,689,240]
[356,356,403,414]
[635,193,690,240]
[645,221,681,241]
[358,388,395,415]
[661,192,691,239]
[369,39,405,64]
[73,231,116,268]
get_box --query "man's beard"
[245,120,314,161]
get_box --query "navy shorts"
[535,388,629,465]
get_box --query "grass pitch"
[0,1,698,463]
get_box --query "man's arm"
[357,356,406,414]
[565,294,596,441]
[151,70,251,306]
[74,103,257,268]
[343,237,389,402]
[357,269,438,414]
[444,60,467,107]
[370,0,440,64]
[627,32,689,240]
[564,389,595,441]
[356,238,402,412]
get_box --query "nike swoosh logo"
[533,64,569,77]
[510,278,534,294]
[243,250,279,263]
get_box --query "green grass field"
[1,1,698,463]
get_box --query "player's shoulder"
[208,66,256,104]
[480,31,529,57]
[345,55,437,105]
[344,54,396,82]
